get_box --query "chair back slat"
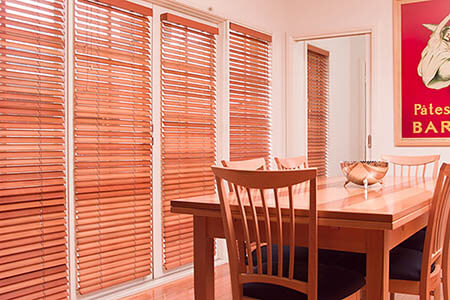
[274,187,284,277]
[275,156,308,170]
[212,166,317,300]
[233,183,254,273]
[259,189,273,275]
[238,241,246,272]
[215,173,241,298]
[420,163,450,296]
[432,175,450,254]
[246,186,263,274]
[381,154,440,179]
[308,178,318,300]
[288,185,295,279]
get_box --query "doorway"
[289,32,372,177]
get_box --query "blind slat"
[161,13,217,271]
[229,24,272,164]
[307,46,329,177]
[0,0,68,298]
[74,0,153,294]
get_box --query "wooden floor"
[121,264,437,300]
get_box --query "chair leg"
[343,290,361,300]
[445,270,450,300]
[420,288,432,300]
[435,283,441,300]
[390,293,395,300]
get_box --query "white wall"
[286,41,307,158]
[311,36,366,176]
[288,36,366,177]
[174,0,289,159]
[285,0,450,170]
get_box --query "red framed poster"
[394,0,450,146]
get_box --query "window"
[1,0,271,295]
[307,44,329,176]
[228,23,272,164]
[0,0,67,298]
[73,0,152,294]
[160,13,218,270]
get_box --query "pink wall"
[286,0,450,164]
[158,0,450,166]
[173,0,289,158]
[176,0,286,31]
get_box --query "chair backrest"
[421,163,450,295]
[221,157,267,170]
[381,155,440,179]
[274,156,308,170]
[221,158,268,191]
[212,166,318,300]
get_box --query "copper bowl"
[340,161,389,187]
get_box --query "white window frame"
[62,0,273,298]
[65,1,228,299]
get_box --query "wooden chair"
[381,155,440,252]
[389,163,450,299]
[443,214,450,300]
[381,154,440,179]
[221,157,267,170]
[221,158,268,192]
[332,163,450,300]
[274,156,308,170]
[212,166,365,300]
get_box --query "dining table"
[171,176,436,300]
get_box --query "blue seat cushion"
[247,245,344,267]
[398,228,426,252]
[243,260,365,300]
[328,246,433,281]
[247,245,308,266]
[389,246,428,280]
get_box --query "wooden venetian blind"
[160,13,217,270]
[74,0,152,294]
[0,0,67,298]
[307,45,329,177]
[229,23,272,163]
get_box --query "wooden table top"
[171,176,435,230]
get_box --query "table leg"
[194,216,215,300]
[366,230,390,300]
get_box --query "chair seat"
[247,245,308,266]
[248,245,344,267]
[390,246,428,281]
[398,228,426,252]
[243,260,365,300]
[329,246,434,281]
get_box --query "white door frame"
[285,29,374,161]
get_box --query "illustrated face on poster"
[417,14,450,90]
[400,0,450,139]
